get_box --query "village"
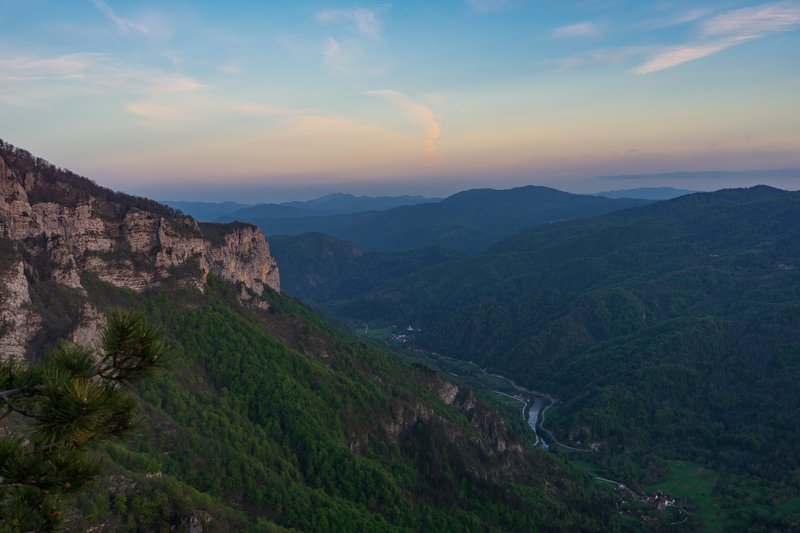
[609,483,689,526]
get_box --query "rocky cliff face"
[422,369,519,456]
[201,222,280,298]
[0,142,279,360]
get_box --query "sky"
[1,0,799,201]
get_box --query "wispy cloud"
[231,103,304,116]
[145,75,204,94]
[635,35,755,74]
[0,52,104,80]
[317,8,381,39]
[126,102,187,127]
[316,9,386,75]
[322,37,352,72]
[125,97,300,129]
[0,51,204,107]
[366,90,441,158]
[466,0,517,13]
[636,8,712,30]
[551,22,601,38]
[91,0,154,35]
[549,46,646,69]
[703,1,800,36]
[318,37,385,77]
[635,1,800,74]
[124,97,306,130]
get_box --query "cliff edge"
[0,140,279,359]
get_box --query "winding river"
[526,396,549,449]
[431,355,592,452]
[467,361,591,453]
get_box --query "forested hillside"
[53,275,620,531]
[274,186,800,530]
[269,233,460,299]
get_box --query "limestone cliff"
[200,222,280,298]
[0,140,279,359]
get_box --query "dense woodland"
[272,186,800,531]
[53,276,629,531]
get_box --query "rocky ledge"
[0,142,279,360]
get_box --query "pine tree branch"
[0,396,42,420]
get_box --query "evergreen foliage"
[0,311,168,531]
[57,277,626,532]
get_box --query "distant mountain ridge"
[593,187,697,200]
[165,193,440,222]
[281,192,441,212]
[598,168,800,183]
[229,185,652,255]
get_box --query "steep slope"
[224,186,651,255]
[0,141,625,531]
[282,186,800,529]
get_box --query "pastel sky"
[1,0,799,201]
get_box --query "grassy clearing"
[646,460,727,532]
[569,460,602,475]
[778,496,800,516]
[488,391,526,412]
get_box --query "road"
[430,354,592,452]
[493,390,539,447]
[538,401,593,453]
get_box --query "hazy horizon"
[149,169,798,204]
[2,0,799,200]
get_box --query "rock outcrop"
[0,141,280,360]
[201,222,280,297]
[0,254,41,359]
[363,366,519,461]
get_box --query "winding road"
[538,401,593,453]
[473,362,590,453]
[493,390,540,447]
[433,355,594,452]
[426,352,691,521]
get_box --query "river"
[423,354,585,452]
[526,396,549,449]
